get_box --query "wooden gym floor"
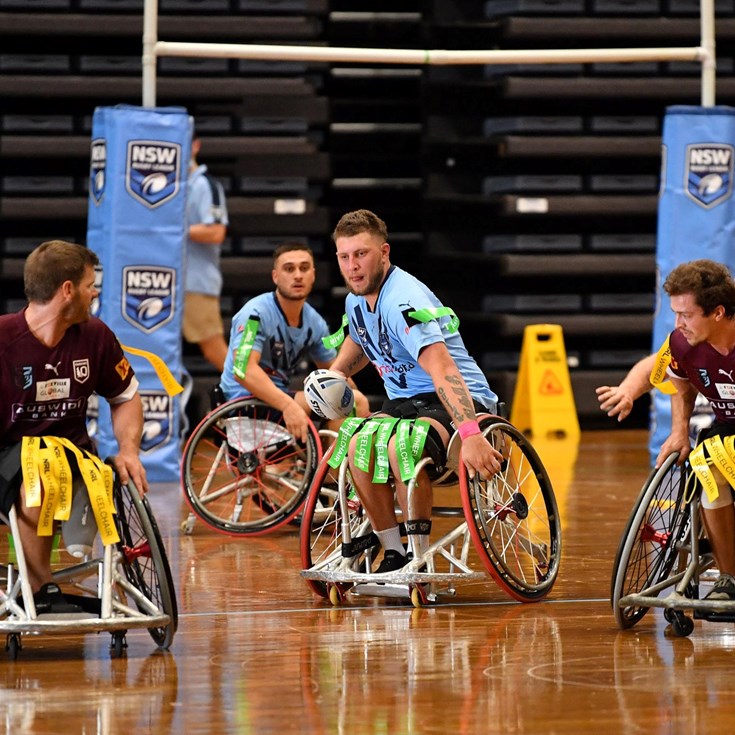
[1,428,735,735]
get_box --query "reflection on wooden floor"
[3,429,735,735]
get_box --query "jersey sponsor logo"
[14,366,32,390]
[73,359,90,383]
[122,266,175,333]
[140,391,173,453]
[699,368,711,387]
[686,144,733,209]
[90,138,106,205]
[715,382,735,399]
[125,140,181,209]
[115,357,131,380]
[36,379,70,401]
[13,397,85,421]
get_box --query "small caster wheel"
[664,608,676,624]
[410,584,429,609]
[671,612,694,638]
[181,515,196,534]
[6,634,21,660]
[110,631,128,658]
[328,584,347,606]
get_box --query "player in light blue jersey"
[220,243,368,442]
[329,209,503,572]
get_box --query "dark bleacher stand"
[1,115,74,133]
[586,293,655,313]
[0,0,69,7]
[0,55,70,72]
[77,56,141,74]
[591,0,661,15]
[483,0,585,17]
[482,116,584,135]
[482,234,583,253]
[482,294,583,314]
[159,57,230,75]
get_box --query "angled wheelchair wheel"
[610,452,690,630]
[114,481,178,649]
[181,398,321,536]
[300,449,378,598]
[460,419,561,602]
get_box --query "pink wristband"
[457,421,481,440]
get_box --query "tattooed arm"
[417,342,502,479]
[329,335,370,378]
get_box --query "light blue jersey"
[346,266,497,407]
[221,291,337,399]
[185,164,229,296]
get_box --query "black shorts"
[0,442,87,517]
[0,443,23,516]
[696,421,735,446]
[379,392,489,476]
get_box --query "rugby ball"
[304,369,354,420]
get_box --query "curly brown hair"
[664,259,735,318]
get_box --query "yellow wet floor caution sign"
[510,324,580,440]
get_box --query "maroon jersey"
[0,310,135,450]
[668,328,735,423]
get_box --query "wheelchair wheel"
[460,419,561,602]
[114,481,178,649]
[300,449,378,598]
[181,398,321,536]
[611,452,690,629]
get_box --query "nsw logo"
[125,140,181,209]
[140,391,173,453]
[686,144,734,209]
[122,266,175,333]
[90,138,106,205]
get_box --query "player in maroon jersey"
[0,240,148,613]
[598,259,735,600]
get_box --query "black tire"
[299,449,377,598]
[115,481,178,649]
[181,398,320,536]
[610,453,690,630]
[460,419,562,602]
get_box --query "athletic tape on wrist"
[457,421,481,441]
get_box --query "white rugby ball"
[304,369,354,420]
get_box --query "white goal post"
[142,0,716,108]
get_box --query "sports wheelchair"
[0,467,177,659]
[611,451,735,637]
[181,396,322,536]
[300,413,562,607]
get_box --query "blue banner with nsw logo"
[651,105,735,462]
[87,105,192,481]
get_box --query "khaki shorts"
[182,293,225,343]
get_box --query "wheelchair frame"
[0,477,177,659]
[612,451,735,637]
[180,396,322,536]
[300,414,562,607]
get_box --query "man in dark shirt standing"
[656,259,735,601]
[0,240,147,612]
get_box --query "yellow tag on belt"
[21,437,119,546]
[688,435,735,504]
